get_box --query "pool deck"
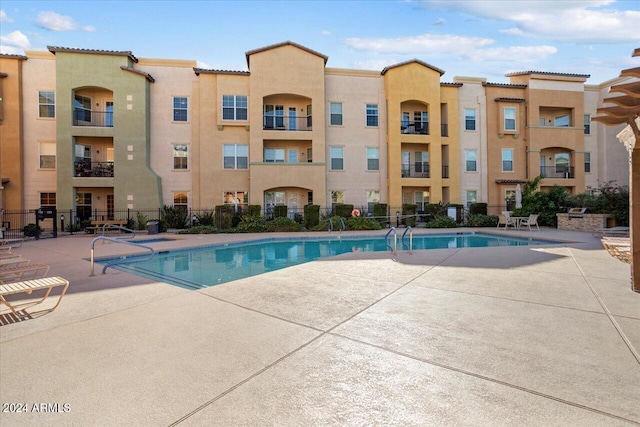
[1,228,639,426]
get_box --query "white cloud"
[500,28,524,36]
[344,33,494,55]
[0,30,30,49]
[35,11,96,32]
[421,0,640,43]
[0,10,14,23]
[321,30,332,36]
[466,45,558,62]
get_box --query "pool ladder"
[89,235,155,276]
[385,226,413,255]
[328,217,346,234]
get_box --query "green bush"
[247,205,262,217]
[264,217,305,232]
[346,217,383,230]
[135,211,148,230]
[402,204,417,227]
[373,203,388,226]
[567,181,629,226]
[333,204,354,218]
[304,204,320,228]
[235,215,268,233]
[469,203,488,216]
[425,215,458,228]
[65,223,82,232]
[23,223,42,237]
[466,214,498,227]
[177,225,217,234]
[215,205,234,229]
[196,210,215,226]
[424,203,446,218]
[162,205,188,229]
[312,215,345,231]
[274,205,288,218]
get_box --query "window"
[554,114,569,127]
[584,114,591,135]
[173,97,188,122]
[40,142,56,169]
[173,192,188,210]
[585,152,591,173]
[464,108,476,131]
[502,149,514,172]
[367,190,380,213]
[366,104,378,127]
[264,105,284,128]
[465,150,477,172]
[74,94,91,122]
[224,144,248,169]
[504,107,516,131]
[39,91,55,118]
[264,148,285,163]
[414,191,429,211]
[555,153,570,176]
[366,147,379,171]
[224,191,248,210]
[40,192,56,208]
[223,95,248,121]
[330,102,343,126]
[331,190,344,206]
[466,190,477,208]
[173,145,188,170]
[330,146,344,170]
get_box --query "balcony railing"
[401,163,430,178]
[73,110,113,127]
[540,166,575,179]
[401,121,429,135]
[74,161,114,177]
[263,115,312,131]
[442,164,449,178]
[441,124,449,137]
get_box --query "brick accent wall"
[556,213,611,233]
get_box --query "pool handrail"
[402,226,413,254]
[385,227,397,254]
[90,236,155,276]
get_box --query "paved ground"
[0,228,639,426]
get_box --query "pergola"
[593,47,640,293]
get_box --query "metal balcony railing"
[401,163,430,178]
[442,164,449,178]
[74,161,114,177]
[441,123,449,137]
[401,121,429,135]
[263,115,312,131]
[540,166,575,179]
[73,110,113,127]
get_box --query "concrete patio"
[1,228,639,426]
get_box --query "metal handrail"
[385,227,397,254]
[90,236,155,276]
[402,226,413,254]
[339,217,346,231]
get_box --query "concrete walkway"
[1,228,638,426]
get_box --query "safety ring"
[351,209,361,217]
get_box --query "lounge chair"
[0,264,51,283]
[0,246,12,254]
[497,214,515,229]
[0,276,69,317]
[601,237,631,264]
[520,214,540,231]
[0,255,29,268]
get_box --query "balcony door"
[105,100,114,127]
[289,108,296,131]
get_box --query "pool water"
[99,233,559,290]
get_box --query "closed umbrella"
[515,184,522,209]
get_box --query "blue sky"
[1,0,639,84]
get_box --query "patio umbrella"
[515,184,522,209]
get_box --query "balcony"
[74,161,114,177]
[441,124,448,137]
[540,166,574,179]
[401,121,429,135]
[73,110,113,127]
[401,163,430,178]
[442,164,449,179]
[263,115,312,131]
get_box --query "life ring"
[351,209,361,217]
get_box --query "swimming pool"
[98,232,560,290]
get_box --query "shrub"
[65,223,82,232]
[135,211,148,230]
[311,215,345,232]
[177,225,217,234]
[23,223,42,237]
[162,205,188,229]
[235,215,268,233]
[466,214,498,227]
[274,205,288,218]
[247,205,262,217]
[264,217,305,232]
[346,217,383,230]
[196,210,215,226]
[373,203,388,226]
[425,215,458,228]
[304,204,320,228]
[215,205,234,229]
[334,203,354,218]
[402,203,417,227]
[469,203,488,216]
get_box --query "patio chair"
[0,263,51,283]
[0,276,69,317]
[520,214,540,231]
[601,237,631,264]
[497,214,515,229]
[0,246,12,254]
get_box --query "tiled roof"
[193,68,250,76]
[381,59,445,76]
[245,41,328,68]
[505,70,590,79]
[48,46,138,63]
[120,66,154,83]
[495,179,527,184]
[441,82,463,87]
[494,97,526,103]
[0,53,27,60]
[483,82,527,88]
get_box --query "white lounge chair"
[497,214,515,229]
[520,214,540,231]
[0,276,69,317]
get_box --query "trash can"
[146,221,159,235]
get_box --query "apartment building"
[0,42,631,222]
